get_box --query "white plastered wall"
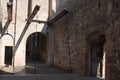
[0,0,48,68]
[0,35,13,66]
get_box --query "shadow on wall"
[0,0,2,33]
[0,0,60,53]
[15,23,48,53]
[15,0,67,51]
[0,22,2,33]
[0,0,13,35]
[1,20,11,34]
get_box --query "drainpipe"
[48,0,53,65]
[13,0,17,74]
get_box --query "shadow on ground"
[17,63,70,74]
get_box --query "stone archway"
[26,32,47,64]
[86,31,106,78]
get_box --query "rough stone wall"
[50,0,120,80]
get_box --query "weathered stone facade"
[0,0,119,80]
[49,0,120,80]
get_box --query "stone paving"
[0,75,103,80]
[0,62,103,80]
[17,62,70,74]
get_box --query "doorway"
[5,46,13,65]
[26,32,47,64]
[86,32,106,78]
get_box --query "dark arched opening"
[86,31,106,78]
[26,32,47,64]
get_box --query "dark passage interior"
[86,32,106,78]
[5,46,12,65]
[26,32,47,63]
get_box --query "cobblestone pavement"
[0,62,103,80]
[0,75,103,80]
[17,62,70,74]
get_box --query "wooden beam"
[48,9,68,25]
[31,20,47,23]
[26,5,40,24]
[15,5,40,53]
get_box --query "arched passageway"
[26,32,47,64]
[86,32,106,78]
[15,32,71,74]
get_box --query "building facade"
[0,0,119,80]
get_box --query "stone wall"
[49,0,120,80]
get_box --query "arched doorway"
[1,33,13,66]
[86,31,106,78]
[26,32,47,64]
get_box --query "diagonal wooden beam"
[15,5,40,53]
[2,2,13,34]
[26,5,40,24]
[31,20,48,23]
[48,9,68,25]
[2,20,11,34]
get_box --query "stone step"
[0,74,103,80]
